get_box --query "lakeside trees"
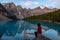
[25,9,60,22]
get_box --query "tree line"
[24,9,60,22]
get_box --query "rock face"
[16,6,33,18]
[2,2,20,19]
[0,14,11,21]
[16,6,24,19]
[0,3,10,21]
[0,2,58,20]
[30,7,57,16]
[17,6,57,18]
[31,7,43,16]
[42,7,57,13]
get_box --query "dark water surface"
[0,20,60,40]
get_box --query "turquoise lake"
[0,20,60,40]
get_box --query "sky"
[0,0,60,9]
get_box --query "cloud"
[44,4,49,7]
[20,1,39,6]
[48,0,52,2]
[41,0,60,9]
[54,0,60,9]
[40,4,49,9]
[48,0,60,9]
[20,0,60,9]
[0,0,13,3]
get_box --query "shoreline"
[24,19,60,25]
[42,20,60,24]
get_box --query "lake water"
[0,20,60,40]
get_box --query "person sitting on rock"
[34,23,42,38]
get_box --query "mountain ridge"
[0,2,58,20]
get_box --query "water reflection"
[42,29,60,40]
[0,20,37,40]
[0,20,60,40]
[0,20,19,37]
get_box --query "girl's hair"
[37,23,41,26]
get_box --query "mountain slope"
[24,9,60,22]
[0,2,58,20]
[0,14,11,21]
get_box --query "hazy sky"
[0,0,60,9]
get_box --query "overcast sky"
[0,0,60,9]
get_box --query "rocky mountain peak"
[33,7,41,10]
[0,2,58,20]
[43,7,51,10]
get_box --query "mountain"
[0,2,58,20]
[17,6,32,18]
[42,7,57,13]
[0,3,10,21]
[24,9,60,22]
[0,14,11,21]
[30,7,57,16]
[16,6,24,19]
[30,7,43,16]
[2,2,20,19]
[17,6,57,18]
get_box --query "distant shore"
[42,20,60,24]
[24,19,60,25]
